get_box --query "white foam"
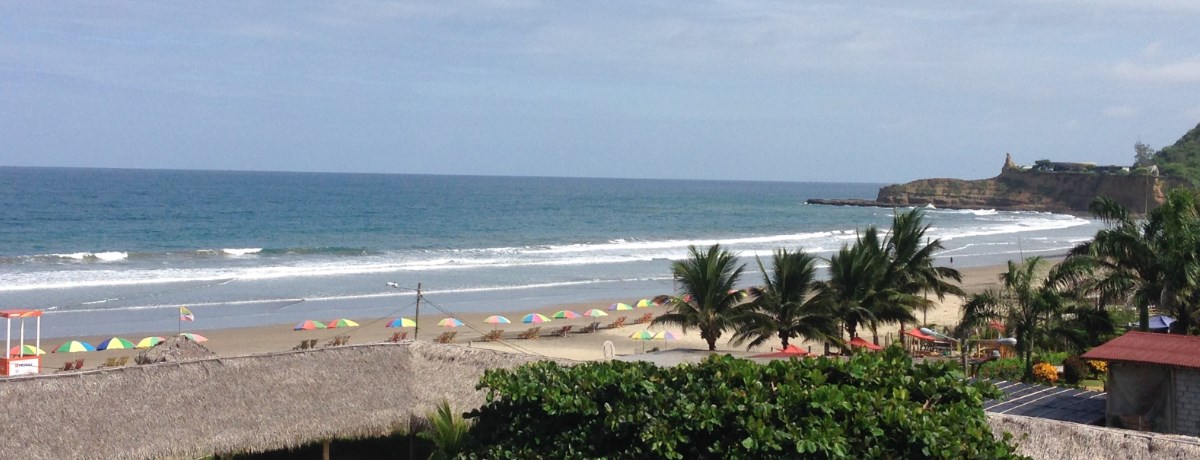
[222,248,263,256]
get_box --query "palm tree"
[652,244,745,351]
[817,228,921,346]
[884,208,964,327]
[959,257,1072,381]
[729,249,840,350]
[1064,190,1200,332]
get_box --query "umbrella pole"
[415,282,421,341]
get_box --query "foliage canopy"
[462,349,1027,459]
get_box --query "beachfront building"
[1082,331,1200,436]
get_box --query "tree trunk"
[779,330,789,349]
[707,338,717,351]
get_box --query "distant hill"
[1151,122,1200,187]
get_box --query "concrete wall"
[1175,368,1200,436]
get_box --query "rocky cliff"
[872,155,1165,214]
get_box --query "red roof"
[848,337,883,351]
[751,344,810,358]
[1082,331,1200,370]
[904,328,935,342]
[0,309,42,319]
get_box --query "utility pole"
[414,282,422,341]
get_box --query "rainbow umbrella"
[608,302,633,311]
[629,330,656,340]
[438,318,464,328]
[522,313,552,324]
[484,315,511,324]
[583,309,608,317]
[552,310,580,319]
[327,319,359,328]
[635,299,654,308]
[386,317,416,328]
[136,336,166,348]
[653,331,679,341]
[8,344,45,356]
[178,333,208,342]
[96,337,136,350]
[55,341,96,353]
[294,320,327,331]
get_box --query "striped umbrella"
[635,299,654,308]
[608,302,633,311]
[552,310,580,319]
[653,331,679,341]
[522,313,552,324]
[582,309,608,317]
[483,315,511,325]
[178,333,208,342]
[96,337,136,350]
[386,317,416,328]
[629,330,656,340]
[438,318,464,328]
[55,341,96,353]
[136,336,166,348]
[327,319,359,328]
[294,320,327,331]
[8,345,45,356]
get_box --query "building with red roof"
[1082,331,1200,436]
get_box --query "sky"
[2,1,1199,183]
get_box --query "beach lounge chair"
[576,322,601,334]
[516,327,541,339]
[100,357,119,368]
[605,316,628,329]
[630,313,654,325]
[74,358,84,370]
[387,332,402,343]
[481,330,503,342]
[434,331,456,344]
[116,356,129,366]
[548,325,573,337]
[308,339,319,348]
[57,361,75,372]
[293,340,310,350]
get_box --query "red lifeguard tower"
[1,309,43,377]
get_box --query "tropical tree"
[958,257,1073,381]
[653,244,746,351]
[886,208,965,327]
[730,249,840,350]
[817,227,920,345]
[1063,190,1200,333]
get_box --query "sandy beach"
[26,261,1017,372]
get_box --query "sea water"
[0,167,1103,337]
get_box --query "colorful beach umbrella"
[522,313,552,324]
[608,302,633,311]
[483,315,511,325]
[629,330,656,340]
[552,310,580,319]
[178,333,208,342]
[386,317,417,328]
[582,309,608,317]
[136,336,166,348]
[96,337,136,350]
[438,318,464,328]
[294,320,327,331]
[55,341,96,353]
[635,299,654,308]
[8,344,45,356]
[327,319,359,328]
[653,331,679,341]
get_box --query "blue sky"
[2,1,1199,183]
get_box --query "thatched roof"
[0,342,557,460]
[135,336,216,364]
[990,413,1200,459]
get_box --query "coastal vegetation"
[461,349,1027,459]
[1145,122,1200,186]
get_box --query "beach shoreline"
[21,260,1025,372]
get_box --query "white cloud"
[1102,106,1138,118]
[1113,57,1200,84]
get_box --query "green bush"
[462,347,1028,459]
[1035,351,1070,365]
[975,358,1023,382]
[1062,356,1088,385]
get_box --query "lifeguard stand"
[1,309,43,376]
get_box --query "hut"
[1082,331,1200,436]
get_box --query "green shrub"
[1035,351,1070,365]
[462,347,1028,459]
[1062,356,1088,385]
[976,358,1023,382]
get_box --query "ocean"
[0,167,1104,338]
